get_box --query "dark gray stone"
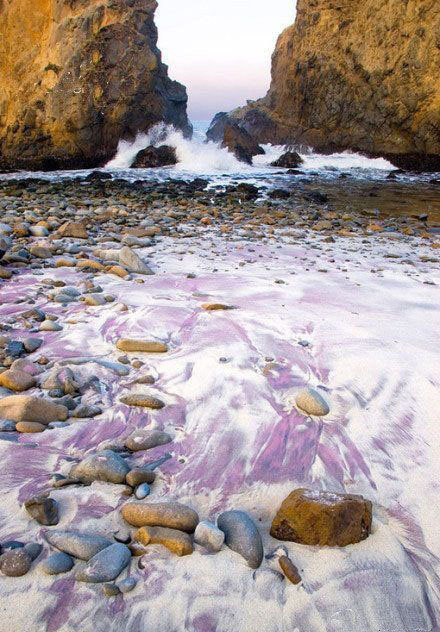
[217,510,263,569]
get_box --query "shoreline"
[0,176,439,631]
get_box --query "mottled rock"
[194,520,225,552]
[44,530,112,560]
[70,450,129,484]
[41,552,74,575]
[24,495,59,526]
[0,549,32,576]
[295,388,330,416]
[0,369,36,392]
[120,395,165,409]
[270,488,372,546]
[75,543,131,583]
[116,339,168,353]
[103,583,121,597]
[56,222,88,239]
[122,502,199,532]
[24,543,43,561]
[124,429,172,452]
[135,526,193,556]
[279,555,302,584]
[217,510,263,569]
[0,395,68,424]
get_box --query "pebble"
[194,520,225,552]
[121,501,199,532]
[279,555,302,584]
[40,320,63,332]
[0,549,32,576]
[0,395,68,423]
[103,583,121,597]
[44,530,113,560]
[295,388,330,416]
[135,483,151,499]
[0,369,36,392]
[41,552,74,575]
[75,543,131,583]
[135,526,193,556]
[70,450,129,484]
[124,429,172,452]
[120,394,165,409]
[16,421,46,433]
[116,339,168,353]
[24,495,59,525]
[118,577,137,593]
[126,467,156,487]
[217,510,263,569]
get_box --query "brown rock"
[56,222,88,239]
[228,0,440,170]
[0,395,68,424]
[121,501,199,533]
[0,266,12,280]
[16,421,46,433]
[126,468,156,487]
[124,429,172,452]
[116,339,168,353]
[279,555,301,584]
[24,495,59,525]
[0,369,36,392]
[107,265,129,279]
[119,395,165,409]
[0,549,32,577]
[135,526,193,556]
[0,0,191,170]
[201,303,235,311]
[132,145,177,168]
[270,488,372,546]
[76,260,105,271]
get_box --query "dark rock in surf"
[271,151,303,168]
[132,146,177,169]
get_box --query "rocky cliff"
[231,0,440,170]
[0,0,191,170]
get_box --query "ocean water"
[0,121,412,186]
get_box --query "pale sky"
[156,0,295,121]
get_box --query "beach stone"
[75,543,131,583]
[40,320,63,332]
[295,388,330,416]
[118,577,137,593]
[24,543,43,561]
[201,303,235,311]
[0,395,68,423]
[135,483,151,499]
[84,294,107,306]
[0,369,36,392]
[126,467,156,487]
[279,555,302,584]
[120,394,165,409]
[116,339,168,353]
[70,450,129,484]
[135,526,193,556]
[103,583,120,597]
[24,495,59,525]
[125,429,172,452]
[118,246,154,275]
[23,338,43,353]
[0,266,12,279]
[16,421,46,433]
[1,541,24,551]
[72,404,102,418]
[122,502,199,532]
[44,530,112,560]
[56,222,88,239]
[0,549,32,577]
[270,488,372,546]
[217,510,263,569]
[41,552,74,575]
[0,419,16,432]
[194,520,225,552]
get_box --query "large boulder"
[270,489,372,547]
[206,113,264,164]
[0,0,191,171]
[271,151,303,168]
[132,146,177,168]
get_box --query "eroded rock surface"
[0,0,191,170]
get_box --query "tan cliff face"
[0,0,191,170]
[233,0,440,170]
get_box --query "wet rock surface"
[75,543,131,583]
